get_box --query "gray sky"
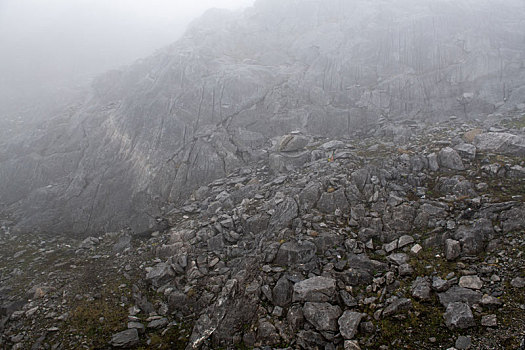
[0,0,254,108]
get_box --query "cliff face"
[1,0,525,235]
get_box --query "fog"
[0,0,255,116]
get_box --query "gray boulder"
[338,311,363,339]
[273,240,317,266]
[474,132,525,157]
[303,302,342,332]
[293,276,336,302]
[443,302,475,329]
[110,329,139,348]
[438,147,465,170]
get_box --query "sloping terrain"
[1,115,524,349]
[1,0,525,235]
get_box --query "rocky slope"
[1,115,524,349]
[2,0,525,235]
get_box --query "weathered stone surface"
[303,302,342,332]
[268,197,298,231]
[438,147,465,170]
[344,340,362,350]
[382,298,412,317]
[338,311,363,339]
[317,189,350,214]
[110,329,139,347]
[438,286,482,307]
[293,276,336,302]
[474,132,525,157]
[444,302,475,329]
[481,314,498,327]
[272,276,292,307]
[454,143,477,160]
[511,277,525,288]
[411,277,431,300]
[459,276,483,290]
[445,239,461,261]
[273,241,317,266]
[455,336,472,349]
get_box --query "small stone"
[410,244,423,255]
[303,302,342,332]
[398,235,415,248]
[147,317,168,329]
[387,253,408,265]
[344,340,361,350]
[443,302,475,329]
[455,335,471,349]
[411,277,432,300]
[338,311,363,339]
[110,329,139,347]
[481,314,497,327]
[480,294,502,308]
[383,240,397,253]
[459,276,483,290]
[511,277,525,288]
[293,276,336,302]
[272,306,284,317]
[445,239,461,261]
[398,263,414,276]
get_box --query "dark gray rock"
[338,311,363,339]
[272,276,292,307]
[257,320,280,346]
[273,240,317,266]
[317,189,350,214]
[411,277,431,300]
[511,277,525,288]
[110,329,139,348]
[445,239,461,261]
[443,302,475,329]
[293,276,336,302]
[303,302,342,332]
[456,335,472,349]
[438,286,482,307]
[269,197,298,231]
[382,298,412,317]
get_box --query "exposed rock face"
[2,0,525,235]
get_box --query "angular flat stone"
[412,277,431,300]
[481,314,497,327]
[273,240,317,266]
[459,276,483,290]
[398,235,415,248]
[444,302,475,329]
[387,253,408,265]
[293,276,336,302]
[382,298,412,317]
[438,286,482,307]
[303,302,342,332]
[338,311,363,339]
[110,329,139,347]
[445,239,461,261]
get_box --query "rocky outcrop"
[1,0,525,236]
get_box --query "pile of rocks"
[0,116,524,349]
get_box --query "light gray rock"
[303,302,342,332]
[344,340,362,350]
[387,253,408,265]
[481,314,497,327]
[293,276,336,302]
[438,147,465,170]
[458,276,483,290]
[411,277,432,300]
[444,302,475,329]
[511,277,525,288]
[338,311,363,339]
[397,235,414,248]
[474,132,525,157]
[317,189,350,214]
[454,143,477,160]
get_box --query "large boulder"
[474,132,525,157]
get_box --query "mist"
[0,0,255,117]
